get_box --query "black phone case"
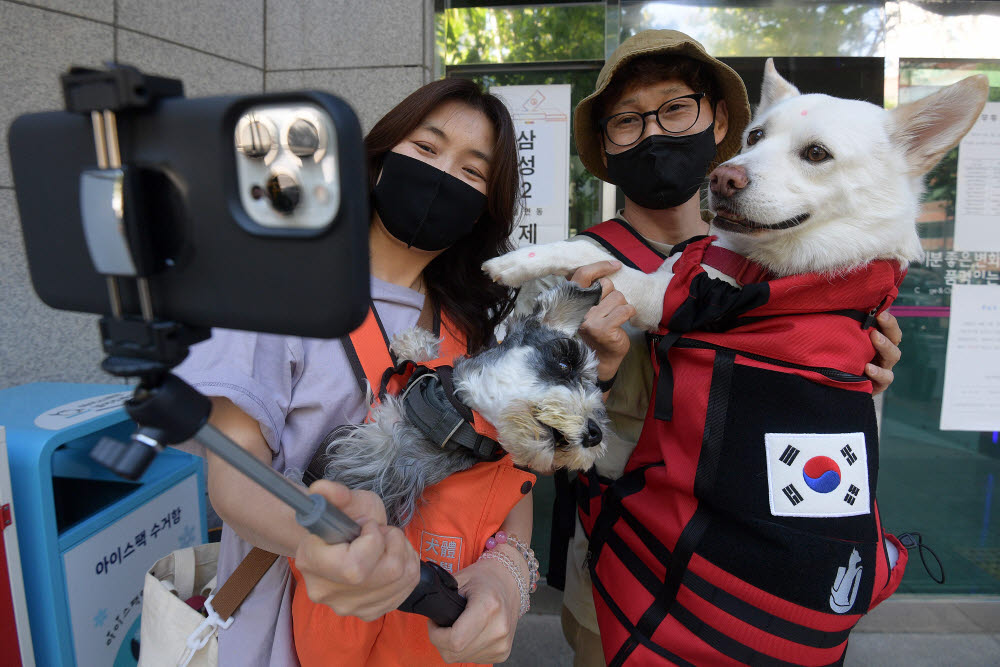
[8,91,369,339]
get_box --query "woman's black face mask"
[372,151,488,252]
[605,124,718,210]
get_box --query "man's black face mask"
[372,151,487,252]
[605,124,717,210]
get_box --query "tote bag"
[138,542,221,667]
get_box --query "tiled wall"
[0,0,434,389]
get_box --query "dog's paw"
[482,247,553,287]
[483,242,586,287]
[390,327,441,362]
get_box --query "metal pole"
[193,422,361,544]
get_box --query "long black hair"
[365,78,520,353]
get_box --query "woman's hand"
[866,310,902,395]
[427,548,523,664]
[570,261,636,386]
[294,480,420,622]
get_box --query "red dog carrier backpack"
[576,228,909,667]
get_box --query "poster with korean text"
[940,284,1000,430]
[490,85,571,247]
[955,102,1000,251]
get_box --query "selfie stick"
[92,376,465,627]
[65,65,465,627]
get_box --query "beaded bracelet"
[478,549,530,617]
[484,531,539,594]
[504,533,539,594]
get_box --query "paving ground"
[499,589,1000,666]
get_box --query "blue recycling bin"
[0,382,207,667]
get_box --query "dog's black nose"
[583,419,603,448]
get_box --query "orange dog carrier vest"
[574,226,909,667]
[291,305,535,667]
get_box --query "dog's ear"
[532,283,602,336]
[889,74,989,176]
[758,58,800,112]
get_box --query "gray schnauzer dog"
[309,283,610,527]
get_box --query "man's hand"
[294,480,420,622]
[427,549,522,664]
[570,260,636,386]
[866,310,902,395]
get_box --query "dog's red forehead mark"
[801,110,808,116]
[528,251,536,257]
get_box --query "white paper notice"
[955,102,1000,251]
[490,85,571,247]
[940,284,1000,430]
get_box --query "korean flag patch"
[764,433,870,518]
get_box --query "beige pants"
[561,605,606,667]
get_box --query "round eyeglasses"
[599,93,707,147]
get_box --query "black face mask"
[605,124,718,210]
[372,151,487,252]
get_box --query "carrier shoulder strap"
[701,244,775,284]
[342,302,398,399]
[433,303,472,363]
[210,546,279,622]
[343,302,471,399]
[579,218,666,273]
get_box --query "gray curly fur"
[317,283,608,529]
[320,394,480,527]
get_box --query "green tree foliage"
[924,147,959,221]
[622,3,884,57]
[443,5,604,65]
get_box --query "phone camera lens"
[288,119,320,157]
[237,120,272,158]
[266,172,301,214]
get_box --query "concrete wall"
[0,0,434,390]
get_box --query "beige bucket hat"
[575,29,751,183]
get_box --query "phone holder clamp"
[61,65,207,478]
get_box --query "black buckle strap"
[864,296,889,329]
[575,467,604,519]
[651,331,682,421]
[303,365,501,487]
[587,464,660,580]
[547,469,577,590]
[401,369,502,461]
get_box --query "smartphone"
[8,90,370,339]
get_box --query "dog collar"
[701,243,774,283]
[401,368,503,461]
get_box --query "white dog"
[482,61,989,661]
[484,60,988,324]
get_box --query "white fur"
[483,63,989,327]
[390,327,442,363]
[484,240,673,330]
[455,344,606,472]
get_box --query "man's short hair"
[595,54,725,122]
